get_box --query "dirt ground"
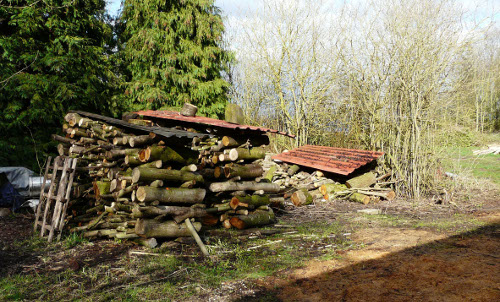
[198,193,500,302]
[1,191,499,301]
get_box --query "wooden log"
[125,155,143,166]
[147,180,162,188]
[128,119,153,127]
[201,215,219,226]
[225,103,245,124]
[131,167,204,184]
[228,147,266,161]
[131,205,207,222]
[349,192,370,204]
[230,195,270,209]
[133,237,158,249]
[320,183,347,196]
[93,181,111,199]
[229,209,275,230]
[135,186,206,204]
[105,148,140,160]
[287,165,300,176]
[129,133,156,147]
[263,165,276,182]
[145,145,197,165]
[291,189,313,207]
[209,181,280,193]
[224,163,264,179]
[223,219,232,229]
[357,189,396,201]
[180,164,197,172]
[57,144,69,156]
[180,103,198,116]
[137,160,163,169]
[135,219,201,238]
[346,172,377,188]
[269,197,285,208]
[52,134,76,145]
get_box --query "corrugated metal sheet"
[136,110,295,138]
[272,145,384,176]
[71,111,208,140]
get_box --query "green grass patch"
[412,214,487,233]
[440,145,500,186]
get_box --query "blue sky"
[105,0,241,17]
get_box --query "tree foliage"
[0,0,118,170]
[119,0,231,117]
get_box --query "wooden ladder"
[34,156,78,242]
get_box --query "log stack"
[258,156,396,206]
[55,112,279,248]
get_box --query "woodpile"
[55,111,278,248]
[259,157,396,206]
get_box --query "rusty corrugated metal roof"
[136,110,295,138]
[271,145,384,175]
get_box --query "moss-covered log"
[135,186,206,204]
[346,172,377,188]
[230,195,270,209]
[229,209,275,230]
[225,103,245,124]
[224,163,264,179]
[228,147,266,161]
[291,189,313,207]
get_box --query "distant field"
[441,143,500,187]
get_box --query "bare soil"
[1,190,499,301]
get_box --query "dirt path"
[246,212,500,302]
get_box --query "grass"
[440,132,500,187]
[0,219,352,301]
[412,214,487,233]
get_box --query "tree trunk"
[132,167,204,184]
[224,163,264,179]
[209,181,280,193]
[346,172,377,188]
[135,186,206,204]
[229,209,275,230]
[135,219,201,238]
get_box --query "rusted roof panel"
[136,110,295,138]
[272,145,384,176]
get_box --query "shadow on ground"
[238,222,500,302]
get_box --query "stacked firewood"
[260,157,396,206]
[53,112,280,247]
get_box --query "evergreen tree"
[0,0,119,170]
[120,0,230,117]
